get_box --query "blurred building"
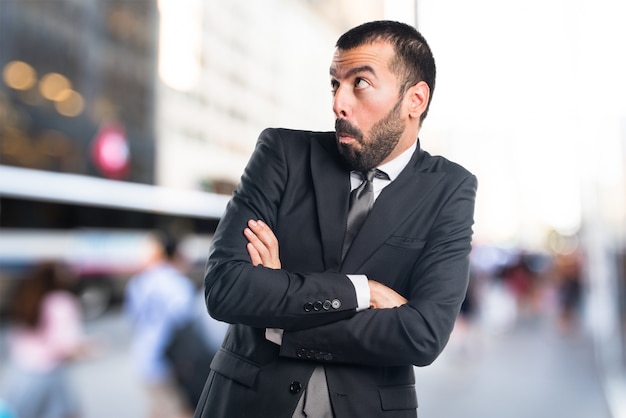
[0,0,395,208]
[154,0,394,193]
[0,0,161,232]
[0,0,158,184]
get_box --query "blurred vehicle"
[0,166,228,320]
[0,229,213,320]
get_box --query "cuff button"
[289,381,302,394]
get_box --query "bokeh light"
[2,61,37,91]
[39,72,72,102]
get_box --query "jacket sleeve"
[279,173,478,367]
[204,128,359,330]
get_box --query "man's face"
[330,41,409,171]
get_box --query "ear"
[406,81,430,120]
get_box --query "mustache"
[335,119,362,142]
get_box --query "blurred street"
[1,307,613,418]
[416,314,612,418]
[0,308,148,418]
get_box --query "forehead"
[330,41,395,78]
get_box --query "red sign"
[91,124,130,179]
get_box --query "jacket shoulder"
[257,128,337,160]
[420,149,475,179]
[259,128,334,144]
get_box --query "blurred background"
[0,0,625,417]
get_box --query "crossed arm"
[244,219,407,309]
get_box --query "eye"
[330,79,339,94]
[354,77,370,89]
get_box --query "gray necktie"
[342,169,389,260]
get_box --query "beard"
[335,97,405,172]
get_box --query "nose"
[332,86,350,119]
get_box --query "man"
[194,20,477,418]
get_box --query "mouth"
[335,119,362,146]
[337,133,357,144]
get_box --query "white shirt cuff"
[265,328,284,345]
[347,274,370,311]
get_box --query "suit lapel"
[341,146,445,270]
[310,136,350,271]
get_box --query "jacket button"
[313,301,322,311]
[289,381,302,394]
[303,302,313,312]
[331,299,341,309]
[296,348,306,358]
[322,300,332,310]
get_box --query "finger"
[244,227,270,260]
[246,219,281,269]
[248,220,278,250]
[368,280,407,309]
[247,243,262,266]
[258,221,280,261]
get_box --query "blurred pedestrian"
[500,253,537,315]
[450,268,481,356]
[554,248,583,334]
[1,260,95,418]
[124,231,200,418]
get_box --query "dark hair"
[155,230,180,260]
[7,261,76,328]
[336,20,436,123]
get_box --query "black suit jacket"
[194,128,477,417]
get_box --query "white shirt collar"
[349,140,417,193]
[376,140,417,181]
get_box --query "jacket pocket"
[210,348,261,388]
[379,385,418,410]
[385,236,426,249]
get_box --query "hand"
[368,280,408,309]
[244,219,281,269]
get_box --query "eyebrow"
[329,65,376,79]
